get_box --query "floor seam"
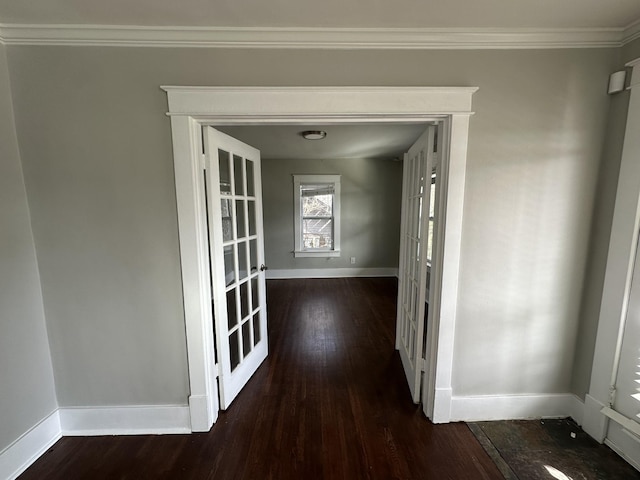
[467,422,519,480]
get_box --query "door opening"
[163,86,476,431]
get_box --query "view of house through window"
[293,174,341,257]
[302,185,334,249]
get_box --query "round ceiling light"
[301,130,327,140]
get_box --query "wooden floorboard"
[19,277,502,480]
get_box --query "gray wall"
[262,157,403,270]
[4,46,618,405]
[0,45,57,451]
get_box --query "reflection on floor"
[468,418,640,480]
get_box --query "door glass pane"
[221,199,233,242]
[240,281,249,320]
[238,241,248,280]
[242,320,252,357]
[226,288,237,329]
[253,314,261,346]
[249,239,258,274]
[229,331,240,371]
[236,200,246,239]
[246,159,255,197]
[223,246,235,286]
[234,155,244,195]
[251,277,259,312]
[219,150,231,195]
[248,201,256,236]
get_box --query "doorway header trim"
[162,86,478,117]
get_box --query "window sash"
[293,174,341,257]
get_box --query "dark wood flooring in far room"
[20,277,501,480]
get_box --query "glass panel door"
[204,127,268,409]
[396,126,435,403]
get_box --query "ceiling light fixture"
[301,130,327,140]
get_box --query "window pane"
[229,331,240,371]
[251,276,259,312]
[226,288,237,329]
[242,320,252,357]
[246,160,255,197]
[302,194,332,217]
[427,219,434,262]
[248,200,256,236]
[223,245,235,286]
[218,150,231,194]
[234,155,244,195]
[236,200,246,239]
[249,239,258,273]
[303,219,333,249]
[221,199,233,242]
[240,281,249,320]
[253,314,261,346]
[238,241,248,280]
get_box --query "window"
[293,175,341,257]
[427,172,436,263]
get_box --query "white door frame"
[162,86,477,431]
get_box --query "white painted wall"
[0,45,58,452]
[4,45,618,408]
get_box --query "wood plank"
[20,278,502,480]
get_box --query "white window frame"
[293,174,341,258]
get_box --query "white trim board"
[0,411,61,480]
[0,24,638,49]
[450,394,584,422]
[59,405,191,436]
[165,86,476,428]
[0,405,191,479]
[266,268,398,279]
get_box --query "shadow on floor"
[468,418,640,480]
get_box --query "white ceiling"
[0,0,639,29]
[216,124,428,161]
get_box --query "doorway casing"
[162,86,478,431]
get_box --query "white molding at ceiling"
[623,18,640,45]
[0,24,636,49]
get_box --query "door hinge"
[214,363,221,378]
[200,154,206,171]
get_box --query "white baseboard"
[431,387,453,424]
[266,267,399,279]
[0,410,61,480]
[582,394,608,442]
[59,405,191,436]
[188,394,215,432]
[450,393,582,422]
[605,437,640,473]
[569,394,585,426]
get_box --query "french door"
[396,126,436,403]
[204,127,269,410]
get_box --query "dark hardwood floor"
[20,277,502,480]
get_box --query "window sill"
[294,250,341,258]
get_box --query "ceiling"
[0,0,639,29]
[216,124,428,161]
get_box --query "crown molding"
[0,24,633,49]
[623,18,640,45]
